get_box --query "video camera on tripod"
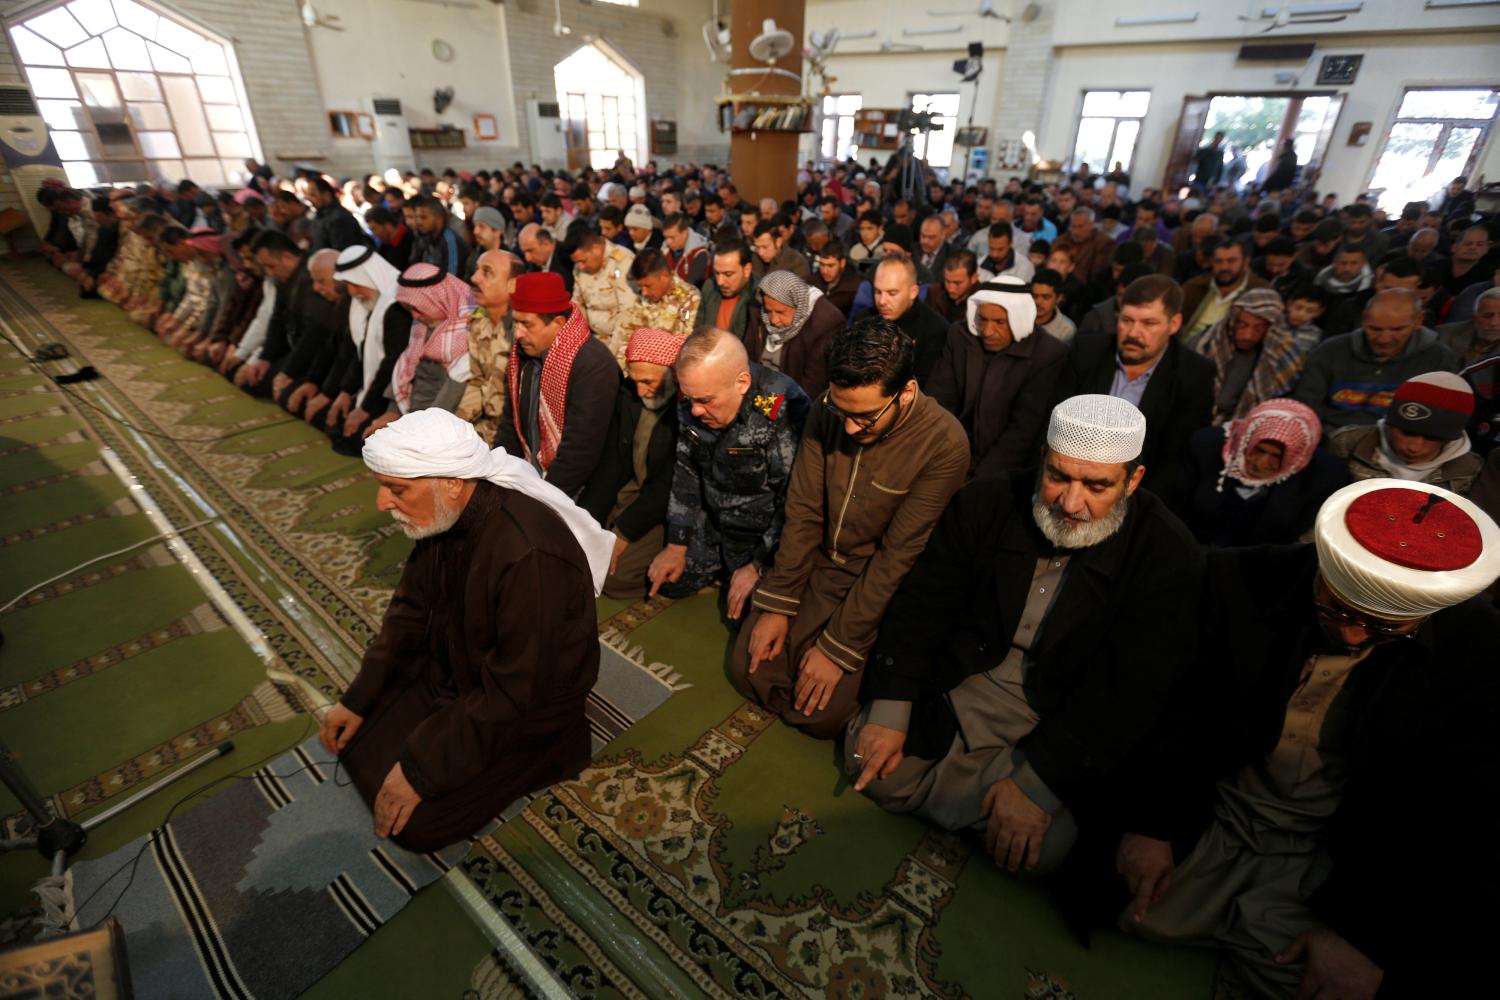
[896,108,945,136]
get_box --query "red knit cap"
[511,271,572,314]
[625,328,685,366]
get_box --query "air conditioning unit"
[0,85,67,237]
[366,96,414,175]
[526,99,567,169]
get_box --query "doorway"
[1164,91,1344,195]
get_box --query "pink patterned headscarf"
[391,263,474,408]
[1218,398,1322,492]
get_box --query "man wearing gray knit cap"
[847,394,1204,876]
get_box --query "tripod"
[1,740,234,927]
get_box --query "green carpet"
[0,262,491,997]
[456,597,1223,999]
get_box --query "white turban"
[1047,394,1146,465]
[1314,478,1500,620]
[362,409,615,594]
[966,277,1037,343]
[335,244,402,403]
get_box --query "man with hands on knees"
[846,394,1203,875]
[1115,479,1500,999]
[647,328,808,616]
[319,407,613,849]
[729,318,968,736]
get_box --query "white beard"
[1031,491,1130,550]
[391,483,463,540]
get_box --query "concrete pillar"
[729,0,805,205]
[990,1,1057,177]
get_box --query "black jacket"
[494,336,621,501]
[927,323,1071,479]
[1177,425,1350,545]
[1053,332,1214,507]
[577,384,679,537]
[863,470,1204,818]
[311,202,368,253]
[894,299,951,388]
[1144,545,1499,994]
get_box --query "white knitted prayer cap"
[1314,478,1500,619]
[1047,394,1147,465]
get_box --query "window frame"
[1068,88,1153,177]
[819,92,862,162]
[907,91,961,170]
[1364,84,1499,211]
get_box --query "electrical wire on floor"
[0,329,297,444]
[0,515,223,614]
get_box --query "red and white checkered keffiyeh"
[391,264,474,409]
[1219,398,1322,491]
[506,303,593,472]
[625,328,685,367]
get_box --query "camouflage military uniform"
[662,363,810,597]
[455,306,512,444]
[615,276,701,363]
[572,244,637,362]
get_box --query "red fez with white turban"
[1314,479,1500,619]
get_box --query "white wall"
[1040,30,1500,198]
[305,0,521,177]
[1051,0,1500,48]
[803,0,1010,166]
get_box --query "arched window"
[6,0,261,189]
[554,42,645,172]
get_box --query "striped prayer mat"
[67,736,474,1000]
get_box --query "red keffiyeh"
[391,263,474,409]
[1218,398,1322,492]
[506,303,593,472]
[625,327,685,366]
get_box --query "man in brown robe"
[732,318,970,737]
[319,408,613,851]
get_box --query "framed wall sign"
[473,114,499,141]
[1317,54,1362,86]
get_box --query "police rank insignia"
[753,393,785,420]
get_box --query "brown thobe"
[730,392,968,737]
[1131,650,1368,996]
[339,480,598,851]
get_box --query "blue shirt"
[1110,352,1162,407]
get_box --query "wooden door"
[563,92,589,172]
[1162,96,1211,194]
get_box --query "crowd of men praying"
[34,153,1500,999]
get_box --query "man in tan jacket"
[570,231,636,357]
[458,249,516,443]
[731,318,970,738]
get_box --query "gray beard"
[640,369,678,411]
[1031,491,1130,550]
[391,484,463,540]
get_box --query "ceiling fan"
[1240,3,1361,32]
[702,0,730,62]
[748,18,796,64]
[928,0,1007,18]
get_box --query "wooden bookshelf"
[715,95,815,135]
[851,108,904,151]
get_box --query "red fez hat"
[511,271,572,314]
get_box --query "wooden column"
[729,0,805,206]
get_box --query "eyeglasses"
[820,389,899,432]
[1312,595,1419,640]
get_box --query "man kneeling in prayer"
[1117,479,1500,998]
[847,394,1203,874]
[318,408,614,850]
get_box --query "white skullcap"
[966,277,1037,343]
[1314,478,1500,620]
[363,409,615,594]
[1047,394,1147,465]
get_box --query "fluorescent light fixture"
[1115,13,1199,26]
[1261,2,1364,15]
[1423,0,1500,8]
[839,30,877,40]
[903,25,963,36]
